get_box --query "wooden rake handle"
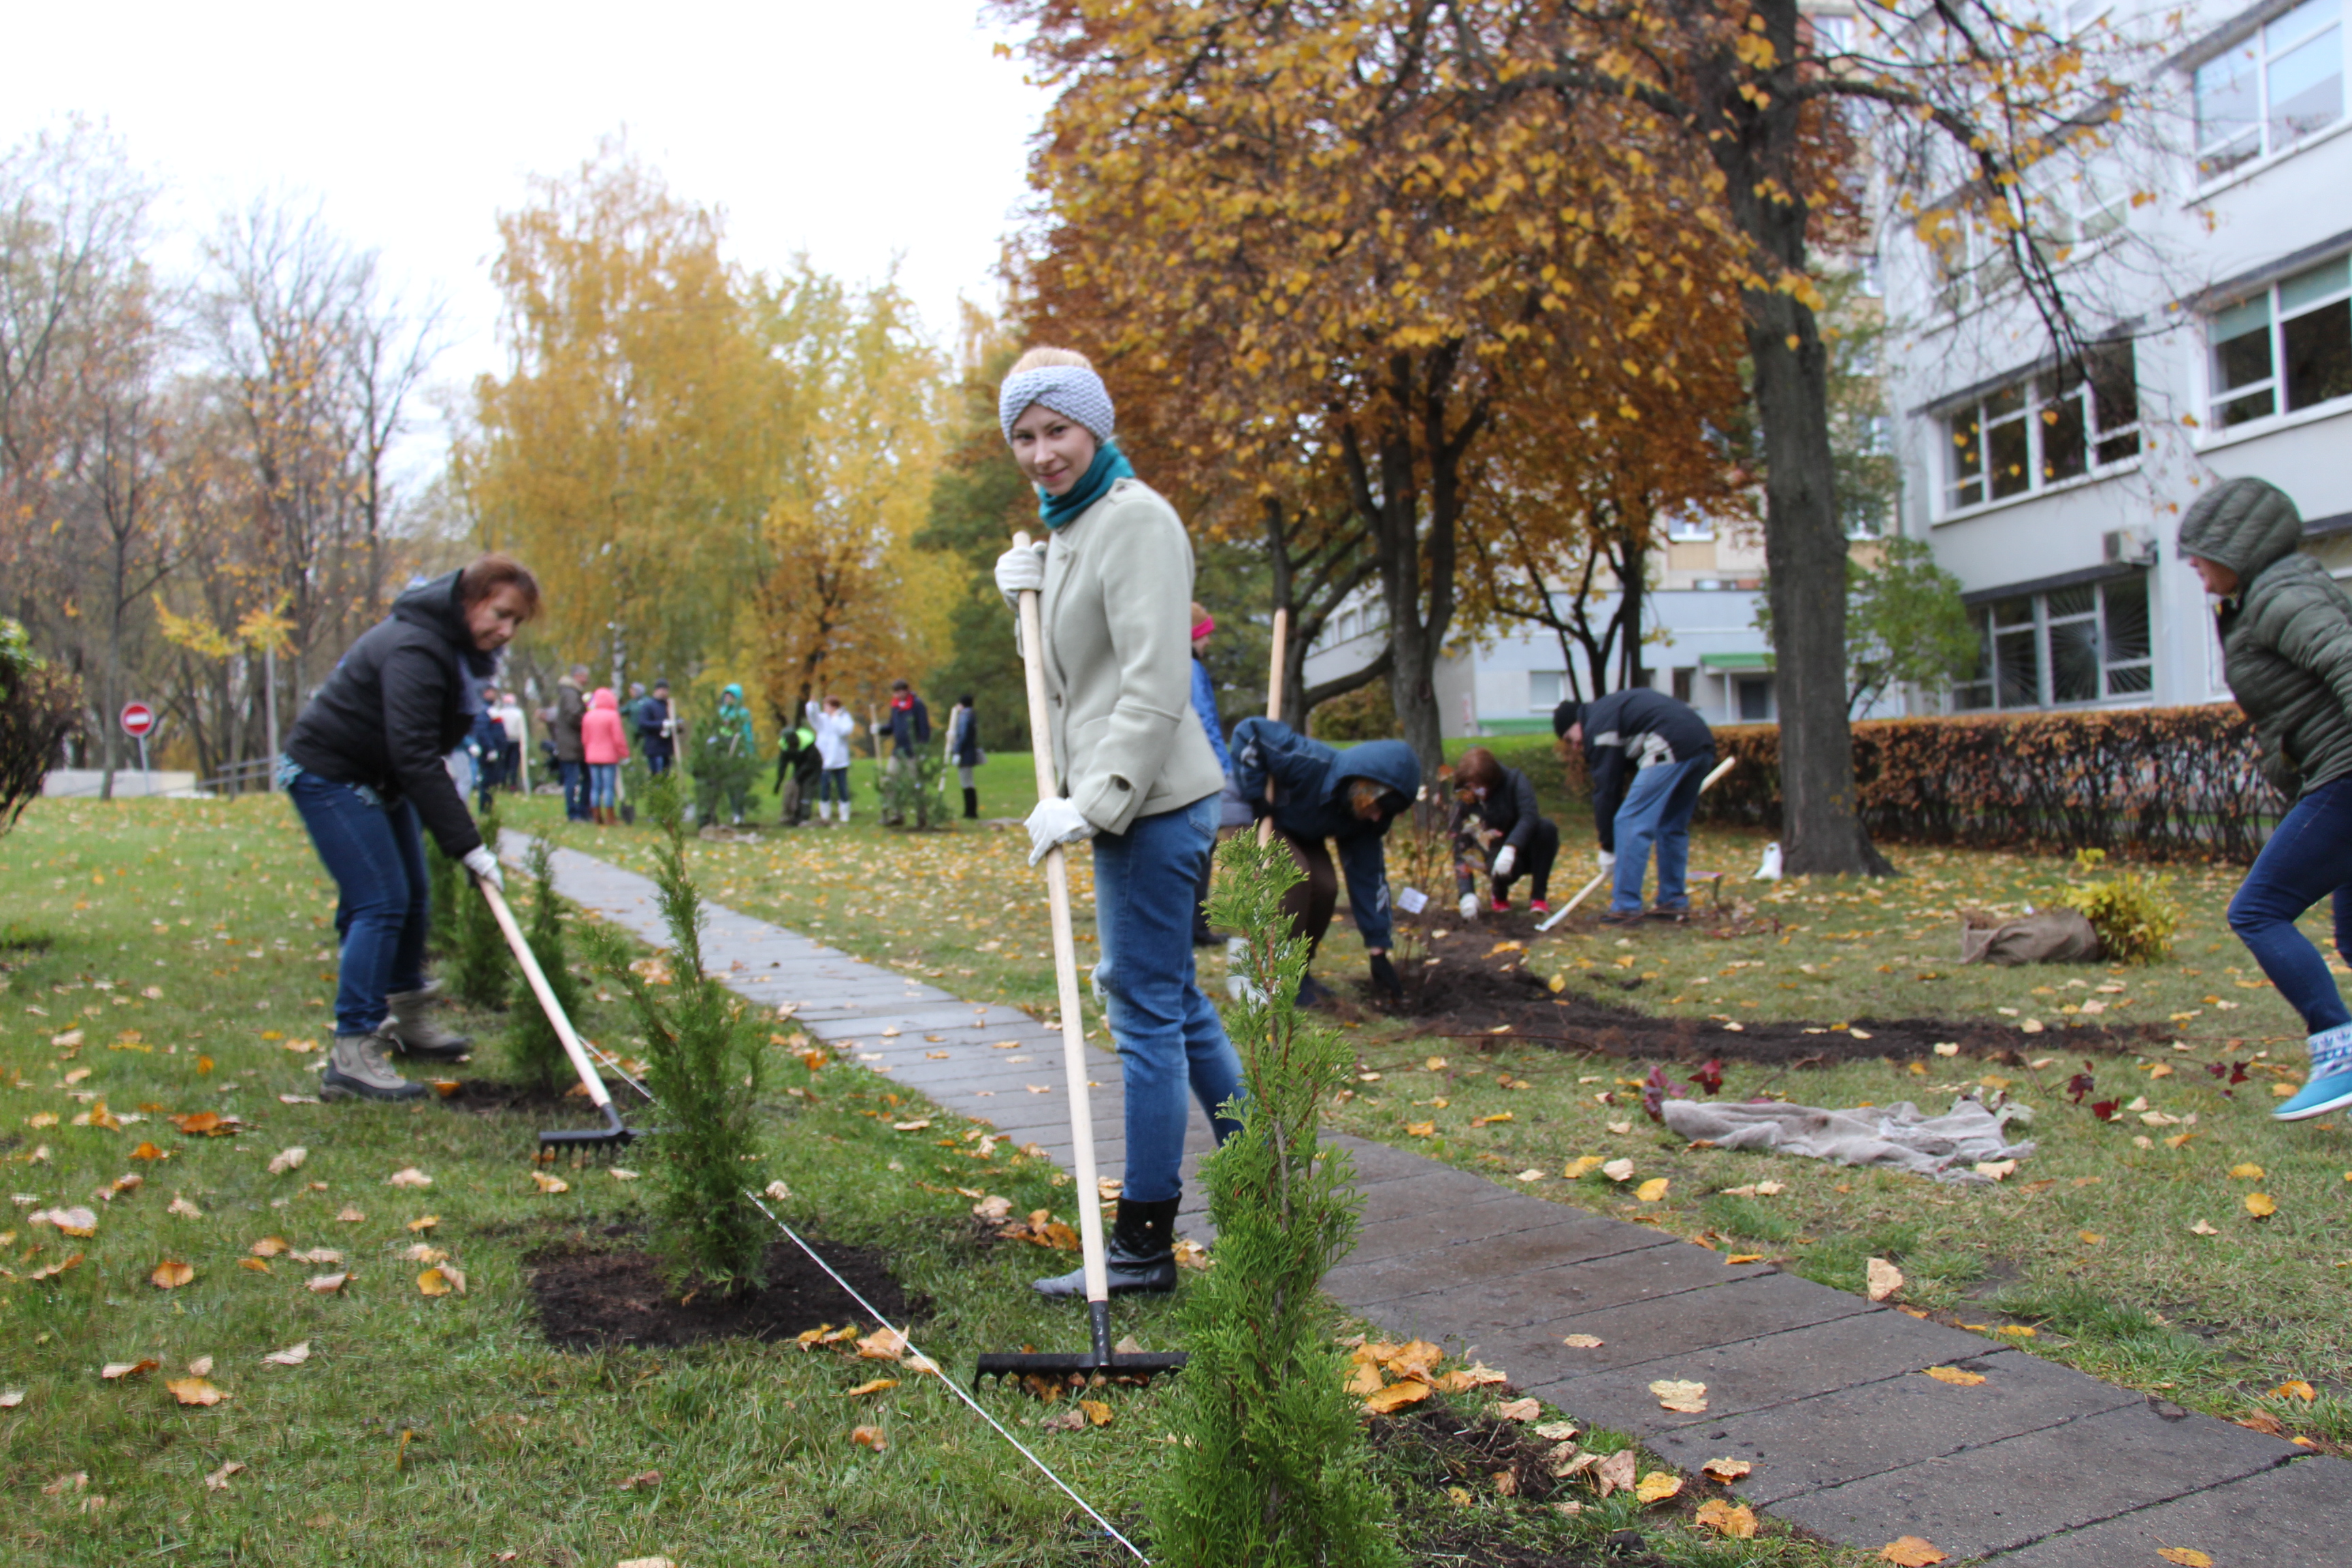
[477,872,614,1112]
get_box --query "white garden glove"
[1024,797,1096,865]
[1458,892,1481,921]
[1491,845,1517,879]
[994,543,1045,602]
[1596,849,1616,873]
[461,846,505,891]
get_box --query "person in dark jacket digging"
[1450,746,1560,918]
[2181,477,2352,1122]
[774,712,822,827]
[281,554,540,1102]
[1553,688,1715,926]
[1230,717,1420,1007]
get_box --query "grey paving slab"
[1770,1401,2300,1561]
[1637,1347,2141,1507]
[1980,1453,2352,1566]
[1582,1309,2001,1443]
[527,834,2352,1567]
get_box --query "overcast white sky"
[5,0,1048,410]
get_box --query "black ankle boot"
[1032,1196,1181,1298]
[962,786,979,819]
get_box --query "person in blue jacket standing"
[1230,716,1418,1007]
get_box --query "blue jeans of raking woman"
[1092,792,1245,1203]
[287,772,429,1037]
[2227,774,2352,1034]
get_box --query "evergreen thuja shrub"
[423,835,463,958]
[1143,835,1399,1568]
[503,837,581,1092]
[448,800,508,1009]
[587,772,767,1291]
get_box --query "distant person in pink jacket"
[582,687,628,827]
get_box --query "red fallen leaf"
[2090,1100,2120,1122]
[1686,1058,1725,1096]
[2066,1070,2095,1105]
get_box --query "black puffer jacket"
[285,572,492,858]
[1572,688,1714,850]
[1448,764,1546,853]
[2178,477,2352,798]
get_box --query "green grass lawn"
[3,795,1858,1567]
[509,742,2352,1454]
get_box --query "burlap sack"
[1959,907,2102,966]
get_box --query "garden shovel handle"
[1011,532,1111,1310]
[476,875,615,1113]
[1535,753,1740,933]
[1256,606,1288,848]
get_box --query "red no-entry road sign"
[119,702,156,738]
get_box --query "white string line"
[742,1191,1152,1565]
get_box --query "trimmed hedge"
[1697,704,2278,863]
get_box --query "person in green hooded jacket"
[2180,476,2352,1122]
[693,682,760,825]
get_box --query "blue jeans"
[643,745,672,777]
[588,763,618,808]
[819,768,851,804]
[1611,751,1714,914]
[2228,777,2352,1033]
[1092,793,1245,1203]
[560,759,588,820]
[287,773,429,1036]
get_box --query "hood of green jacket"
[2177,476,2304,586]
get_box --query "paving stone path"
[514,834,2349,1565]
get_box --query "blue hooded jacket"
[1230,717,1420,951]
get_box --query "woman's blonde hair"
[1010,346,1095,374]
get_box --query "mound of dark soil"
[1354,918,2158,1067]
[444,1077,640,1115]
[528,1235,921,1350]
[1371,1401,1633,1566]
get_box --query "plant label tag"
[1397,887,1429,915]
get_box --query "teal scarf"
[1038,441,1136,529]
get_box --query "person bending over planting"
[992,346,1243,1297]
[1553,687,1715,926]
[1230,717,1419,1008]
[2183,478,2352,1122]
[1450,746,1560,919]
[280,553,539,1102]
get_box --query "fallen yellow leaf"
[531,1171,569,1194]
[1648,1378,1708,1413]
[149,1260,195,1290]
[100,1358,158,1380]
[1079,1398,1113,1426]
[1880,1539,1948,1567]
[1633,1471,1682,1504]
[2245,1192,2278,1218]
[1362,1379,1434,1414]
[2271,1379,2317,1401]
[1562,1155,1605,1178]
[850,1424,886,1450]
[1866,1258,1904,1301]
[1405,1122,1436,1137]
[2155,1550,2214,1567]
[1343,1362,1384,1396]
[843,1377,898,1397]
[2230,1162,2265,1179]
[1695,1497,1758,1537]
[1635,1177,1669,1202]
[1925,1366,1986,1386]
[416,1267,454,1297]
[165,1377,224,1407]
[261,1342,310,1366]
[1561,1333,1604,1348]
[1701,1456,1752,1482]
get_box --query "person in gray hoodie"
[2179,476,2352,1122]
[992,346,1241,1301]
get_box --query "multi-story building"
[1882,0,2352,712]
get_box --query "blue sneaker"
[2275,1022,2352,1121]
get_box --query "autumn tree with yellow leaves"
[1004,0,1753,778]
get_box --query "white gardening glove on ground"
[1024,797,1095,865]
[994,544,1045,601]
[461,846,504,891]
[1596,849,1616,873]
[1492,845,1517,879]
[1458,892,1481,921]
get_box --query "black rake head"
[538,1101,652,1160]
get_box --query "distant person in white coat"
[806,696,860,824]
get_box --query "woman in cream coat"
[993,347,1242,1297]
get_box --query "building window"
[1943,343,2140,513]
[1734,676,1775,723]
[1952,574,2152,710]
[2209,254,2352,429]
[1528,671,1568,711]
[2195,0,2345,181]
[1665,510,1715,541]
[1671,667,1694,703]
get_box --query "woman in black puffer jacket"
[282,555,540,1103]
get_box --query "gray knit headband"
[998,364,1115,446]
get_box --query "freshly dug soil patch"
[1371,1401,1631,1567]
[1356,919,2158,1067]
[528,1236,921,1349]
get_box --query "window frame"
[1939,343,2142,518]
[2205,252,2352,432]
[2193,0,2347,183]
[1950,573,2154,710]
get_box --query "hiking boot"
[1645,904,1690,923]
[2276,1022,2352,1120]
[1296,973,1335,1011]
[383,982,473,1061]
[321,1031,428,1102]
[1033,1197,1180,1298]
